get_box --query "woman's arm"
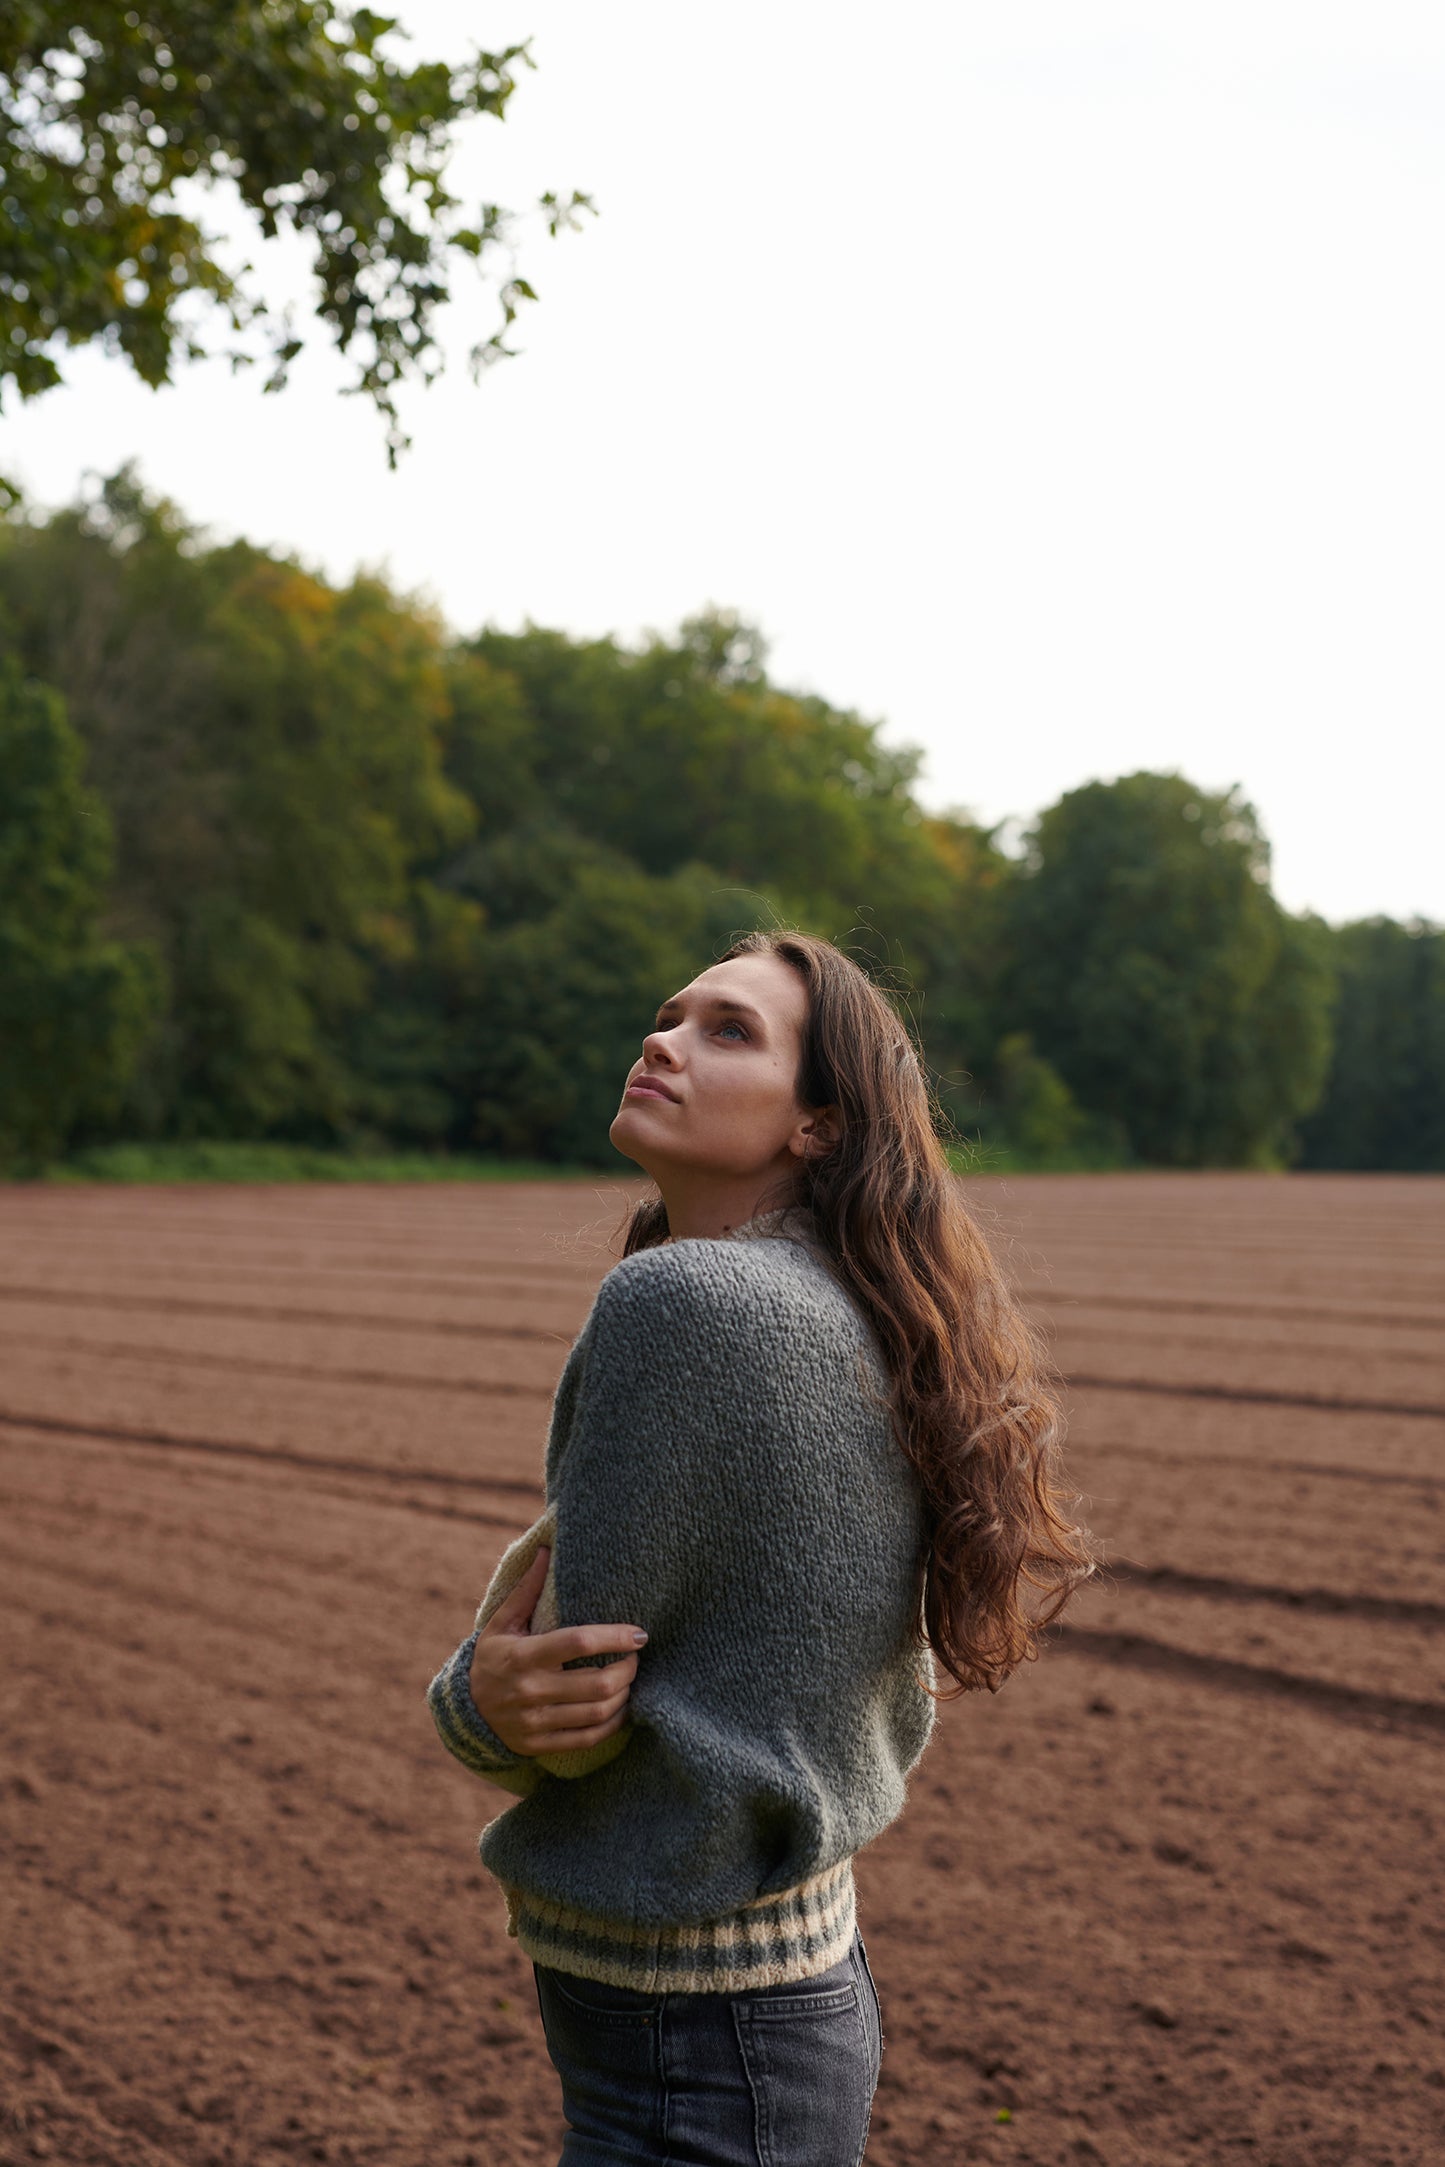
[532,1248,786,1768]
[535,1240,922,1802]
[429,1235,827,1801]
[426,1505,646,1793]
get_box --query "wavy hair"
[617,929,1099,1697]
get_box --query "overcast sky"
[7,3,1443,924]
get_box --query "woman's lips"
[626,1080,677,1101]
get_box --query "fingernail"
[632,1630,648,1645]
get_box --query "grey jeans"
[532,1928,883,2166]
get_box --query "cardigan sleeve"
[535,1243,837,1776]
[425,1628,541,1798]
[427,1248,745,1794]
[544,1247,733,1608]
[430,1234,874,1808]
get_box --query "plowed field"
[1,1174,1441,2167]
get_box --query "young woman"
[427,929,1096,2167]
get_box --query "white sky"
[6,2,1443,924]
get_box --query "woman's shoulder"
[594,1223,870,1360]
[596,1229,793,1316]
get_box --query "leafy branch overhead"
[0,3,593,460]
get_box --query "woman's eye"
[649,1017,748,1040]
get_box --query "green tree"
[1000,772,1335,1166]
[972,1032,1129,1168]
[0,469,475,1139]
[0,3,590,460]
[1297,918,1445,1170]
[0,661,161,1169]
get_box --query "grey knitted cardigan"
[426,1205,937,1992]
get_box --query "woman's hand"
[468,1545,647,1757]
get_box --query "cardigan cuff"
[427,1630,531,1773]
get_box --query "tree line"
[0,471,1440,1175]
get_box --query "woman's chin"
[608,1108,654,1164]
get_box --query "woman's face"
[609,952,828,1182]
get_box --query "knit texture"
[426,1205,937,1992]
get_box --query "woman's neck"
[657,1180,802,1244]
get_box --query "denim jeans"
[532,1928,883,2166]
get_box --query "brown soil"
[1,1172,1441,2167]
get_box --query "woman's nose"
[640,1028,678,1064]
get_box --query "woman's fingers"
[536,1621,649,1664]
[539,1675,634,1721]
[482,1545,551,1635]
[514,1651,638,1705]
[467,1560,648,1752]
[527,1700,633,1753]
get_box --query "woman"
[427,929,1096,2166]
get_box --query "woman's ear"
[791,1104,843,1159]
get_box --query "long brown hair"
[618,929,1099,1697]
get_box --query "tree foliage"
[0,477,1005,1159]
[977,1033,1129,1168]
[0,467,475,1136]
[0,3,590,459]
[0,658,161,1170]
[4,473,1429,1174]
[1000,773,1336,1167]
[1297,918,1445,1171]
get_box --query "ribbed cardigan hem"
[497,1855,858,1994]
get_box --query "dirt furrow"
[0,1408,547,1504]
[0,1279,580,1342]
[1053,1625,1445,1742]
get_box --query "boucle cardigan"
[426,1204,937,1993]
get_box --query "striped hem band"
[500,1856,858,1994]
